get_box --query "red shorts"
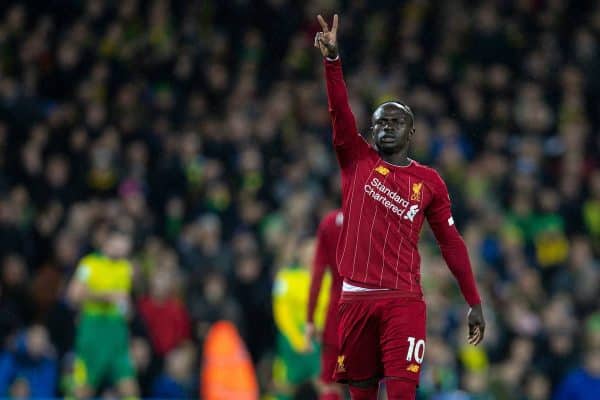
[320,342,339,383]
[333,291,426,384]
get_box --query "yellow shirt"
[75,252,132,316]
[272,265,331,352]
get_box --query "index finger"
[317,14,329,32]
[332,14,339,33]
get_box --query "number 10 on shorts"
[406,337,425,363]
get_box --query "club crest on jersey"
[411,182,423,201]
[375,166,390,176]
[406,363,420,373]
[336,355,346,372]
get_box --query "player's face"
[372,104,414,154]
[103,232,132,259]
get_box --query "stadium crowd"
[0,0,599,398]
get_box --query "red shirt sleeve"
[324,58,368,168]
[307,216,330,323]
[426,173,481,306]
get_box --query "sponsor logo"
[448,216,454,226]
[404,205,420,222]
[375,166,390,176]
[337,355,346,372]
[364,177,421,220]
[406,364,420,373]
[410,182,423,201]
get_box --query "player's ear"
[369,125,377,146]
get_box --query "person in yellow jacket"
[271,238,331,400]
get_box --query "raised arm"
[315,14,365,165]
[426,175,486,345]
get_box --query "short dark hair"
[373,101,415,125]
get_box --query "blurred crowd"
[0,0,599,398]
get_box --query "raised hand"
[467,304,486,346]
[314,14,339,58]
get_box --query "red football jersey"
[324,58,480,306]
[307,209,344,345]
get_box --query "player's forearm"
[438,237,481,306]
[324,57,359,146]
[324,57,349,110]
[83,292,107,302]
[85,291,115,303]
[307,263,326,323]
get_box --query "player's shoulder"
[409,160,446,187]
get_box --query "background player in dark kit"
[306,209,345,400]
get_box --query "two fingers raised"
[317,14,338,33]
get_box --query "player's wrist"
[325,47,339,60]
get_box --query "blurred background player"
[306,209,345,400]
[67,225,138,399]
[271,237,331,400]
[315,14,485,400]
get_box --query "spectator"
[521,371,551,400]
[151,344,196,399]
[187,268,242,342]
[0,325,58,398]
[231,252,274,363]
[0,255,32,327]
[130,336,158,399]
[137,267,192,357]
[553,316,600,400]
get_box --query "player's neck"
[379,149,411,166]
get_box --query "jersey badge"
[406,363,420,373]
[411,182,423,201]
[336,355,346,372]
